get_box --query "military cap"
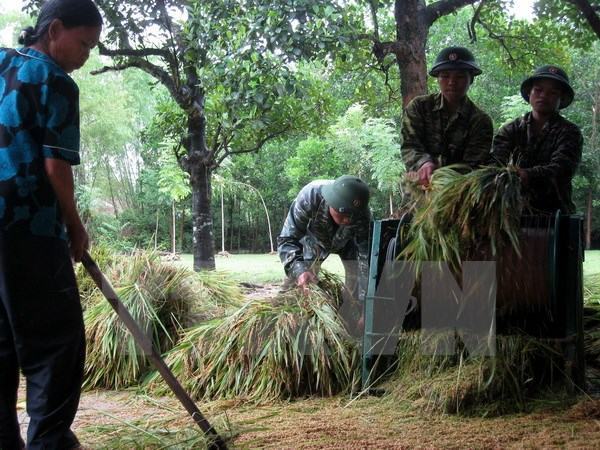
[520,65,574,109]
[429,46,482,77]
[321,175,370,215]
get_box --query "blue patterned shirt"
[0,47,80,239]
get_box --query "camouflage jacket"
[277,180,371,296]
[490,112,582,214]
[401,93,494,171]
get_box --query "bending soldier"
[277,175,371,318]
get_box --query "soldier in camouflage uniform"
[277,175,371,307]
[490,65,582,214]
[401,46,493,186]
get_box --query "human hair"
[19,0,103,46]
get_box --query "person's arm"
[276,193,315,284]
[489,121,517,166]
[521,123,582,184]
[42,75,88,260]
[45,159,88,261]
[401,98,435,172]
[463,112,494,167]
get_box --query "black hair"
[19,0,103,46]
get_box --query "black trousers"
[0,235,84,450]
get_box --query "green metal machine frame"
[361,214,586,390]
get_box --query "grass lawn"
[176,253,344,284]
[584,250,600,276]
[177,250,600,284]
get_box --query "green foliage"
[535,0,600,48]
[499,94,530,125]
[157,141,191,203]
[285,103,402,215]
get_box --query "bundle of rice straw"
[83,251,243,389]
[400,165,523,272]
[386,330,566,415]
[145,271,361,401]
[75,243,118,309]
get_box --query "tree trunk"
[229,195,235,252]
[171,200,176,254]
[237,200,242,252]
[183,80,216,270]
[105,159,119,219]
[190,161,215,270]
[179,208,185,252]
[395,0,429,106]
[586,187,593,250]
[220,186,226,253]
[154,210,159,251]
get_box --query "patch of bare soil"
[17,386,600,449]
[240,283,282,301]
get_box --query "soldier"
[401,46,494,186]
[490,65,582,214]
[277,175,371,311]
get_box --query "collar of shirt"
[432,92,471,117]
[523,111,561,141]
[16,47,65,73]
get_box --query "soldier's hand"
[297,271,318,295]
[417,161,437,186]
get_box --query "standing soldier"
[490,65,582,214]
[277,175,371,321]
[401,46,493,186]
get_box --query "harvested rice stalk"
[386,331,567,416]
[584,273,600,305]
[146,276,360,402]
[75,243,118,309]
[400,165,523,273]
[584,304,600,367]
[83,251,241,390]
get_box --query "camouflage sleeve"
[462,112,494,167]
[524,122,582,183]
[489,120,518,165]
[277,197,313,280]
[401,98,434,171]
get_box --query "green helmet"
[429,46,482,77]
[321,175,370,214]
[520,65,574,109]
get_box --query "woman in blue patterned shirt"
[0,1,102,448]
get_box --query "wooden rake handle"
[81,251,228,450]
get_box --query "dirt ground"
[16,386,600,449]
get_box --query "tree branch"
[368,0,381,41]
[98,42,171,59]
[569,0,600,39]
[468,0,486,42]
[214,129,289,167]
[426,0,480,26]
[91,59,181,105]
